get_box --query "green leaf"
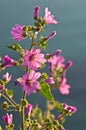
[39,42,47,50]
[39,36,47,50]
[39,80,54,101]
[7,43,22,52]
[6,89,13,98]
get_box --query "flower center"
[25,79,32,86]
[29,54,35,61]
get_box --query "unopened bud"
[49,50,62,57]
[64,60,72,70]
[10,123,14,129]
[41,73,48,79]
[34,6,40,19]
[21,99,28,107]
[2,102,9,110]
[46,31,56,40]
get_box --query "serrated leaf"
[39,80,54,100]
[6,89,13,98]
[7,43,22,52]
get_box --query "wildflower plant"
[0,6,77,130]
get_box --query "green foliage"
[39,36,47,50]
[39,80,54,100]
[7,43,22,52]
[6,89,13,98]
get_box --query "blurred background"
[0,0,86,129]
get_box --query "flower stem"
[21,106,25,130]
[20,30,35,130]
[30,31,36,51]
[1,92,17,108]
[21,91,26,130]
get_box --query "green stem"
[21,91,26,130]
[23,91,26,99]
[6,93,17,106]
[21,30,36,130]
[21,106,25,130]
[1,93,17,108]
[29,31,36,51]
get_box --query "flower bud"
[62,103,77,115]
[21,99,28,107]
[46,31,56,40]
[3,55,15,68]
[2,102,9,110]
[5,123,14,130]
[10,123,14,129]
[41,73,48,79]
[64,60,72,70]
[26,103,32,116]
[34,6,40,19]
[49,50,62,57]
[2,113,13,125]
[2,72,12,83]
[45,77,54,84]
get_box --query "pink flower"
[21,70,41,95]
[2,113,13,125]
[59,78,70,95]
[67,105,77,113]
[2,72,12,82]
[45,77,54,84]
[26,103,32,116]
[48,55,65,70]
[44,8,58,24]
[45,31,56,40]
[11,24,24,41]
[34,6,40,19]
[62,103,77,114]
[22,48,46,70]
[0,73,12,91]
[3,55,15,68]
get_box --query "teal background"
[0,0,86,129]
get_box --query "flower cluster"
[47,50,72,95]
[0,5,77,130]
